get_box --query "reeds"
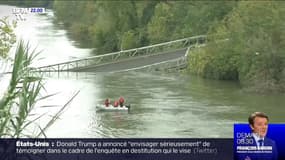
[0,41,78,138]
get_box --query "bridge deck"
[72,48,187,72]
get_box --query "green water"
[42,72,284,138]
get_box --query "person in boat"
[113,100,119,107]
[119,96,125,107]
[104,98,110,107]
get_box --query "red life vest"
[114,101,119,107]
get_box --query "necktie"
[258,139,264,147]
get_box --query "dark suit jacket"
[235,135,278,160]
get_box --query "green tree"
[147,2,176,44]
[120,30,139,50]
[189,1,285,92]
[0,17,16,58]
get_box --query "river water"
[0,5,284,138]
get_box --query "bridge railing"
[114,45,199,73]
[35,35,207,72]
[113,56,188,73]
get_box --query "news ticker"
[0,138,233,160]
[0,124,284,160]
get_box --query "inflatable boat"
[96,104,130,111]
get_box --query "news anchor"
[237,112,278,160]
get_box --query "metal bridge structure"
[34,35,207,73]
[34,35,210,73]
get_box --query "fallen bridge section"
[72,48,187,72]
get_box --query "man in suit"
[236,112,278,160]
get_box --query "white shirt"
[252,133,264,149]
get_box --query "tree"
[120,30,139,50]
[0,17,16,58]
[147,2,176,44]
[188,1,285,92]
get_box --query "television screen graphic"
[234,124,285,160]
[1,1,285,160]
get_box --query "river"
[0,5,284,138]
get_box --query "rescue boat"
[96,104,130,111]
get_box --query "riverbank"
[186,45,285,94]
[51,1,285,93]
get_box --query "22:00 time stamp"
[30,8,46,13]
[12,7,46,14]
